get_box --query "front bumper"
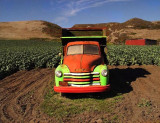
[54,84,110,93]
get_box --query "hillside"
[0,20,61,40]
[73,18,160,44]
[1,18,160,43]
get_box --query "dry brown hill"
[73,18,160,44]
[0,20,61,40]
[1,18,160,43]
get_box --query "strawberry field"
[0,40,159,79]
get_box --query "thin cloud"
[54,0,132,24]
[54,16,68,23]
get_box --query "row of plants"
[0,40,159,79]
[0,40,61,79]
[107,45,160,66]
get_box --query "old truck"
[54,27,110,93]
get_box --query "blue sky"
[0,0,160,27]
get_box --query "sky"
[0,0,160,27]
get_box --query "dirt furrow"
[0,68,54,122]
[0,66,159,122]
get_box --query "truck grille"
[63,72,100,86]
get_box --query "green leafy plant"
[107,45,160,66]
[138,98,152,107]
[0,40,61,79]
[0,40,160,79]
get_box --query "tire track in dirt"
[0,68,54,122]
[0,66,160,122]
[0,70,38,102]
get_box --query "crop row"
[107,45,160,66]
[0,40,160,79]
[0,40,61,79]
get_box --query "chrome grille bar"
[64,72,99,76]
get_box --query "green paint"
[93,64,109,86]
[61,36,107,39]
[55,64,108,86]
[55,64,109,86]
[55,64,70,86]
[60,55,63,64]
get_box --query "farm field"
[0,40,160,122]
[0,65,160,122]
[0,40,160,80]
[0,40,61,79]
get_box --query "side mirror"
[58,53,62,57]
[104,47,107,54]
[58,53,63,64]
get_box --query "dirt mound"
[73,18,160,44]
[0,66,159,122]
[0,21,61,40]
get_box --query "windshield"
[67,44,99,55]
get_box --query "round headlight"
[101,69,107,76]
[55,71,62,77]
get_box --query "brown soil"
[0,66,160,122]
[0,68,55,122]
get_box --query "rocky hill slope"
[73,18,160,44]
[0,20,61,40]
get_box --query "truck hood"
[63,55,103,73]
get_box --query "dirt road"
[0,66,160,122]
